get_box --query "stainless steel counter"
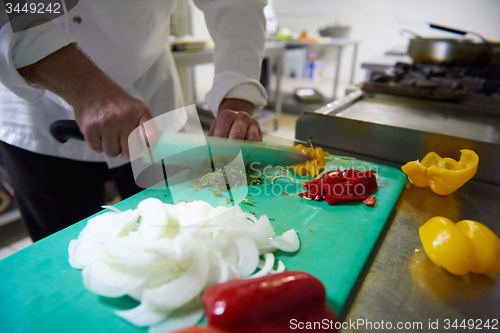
[319,149,500,332]
[290,90,500,331]
[342,178,500,332]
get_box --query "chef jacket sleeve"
[0,16,76,102]
[192,0,268,116]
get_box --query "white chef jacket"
[0,0,268,167]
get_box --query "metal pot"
[408,38,491,66]
[403,24,498,66]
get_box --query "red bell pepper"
[299,168,378,206]
[202,271,339,332]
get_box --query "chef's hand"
[71,83,155,159]
[208,98,262,141]
[17,44,157,159]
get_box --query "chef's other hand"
[208,98,262,141]
[17,44,158,160]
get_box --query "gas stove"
[362,62,500,111]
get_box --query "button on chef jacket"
[0,0,268,168]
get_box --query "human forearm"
[17,44,155,159]
[17,43,113,106]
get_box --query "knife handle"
[49,120,85,143]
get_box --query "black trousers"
[0,142,142,241]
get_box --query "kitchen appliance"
[363,61,500,108]
[403,24,500,67]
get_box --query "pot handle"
[400,28,422,39]
[429,23,489,45]
[429,23,467,36]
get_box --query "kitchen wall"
[189,0,500,100]
[273,0,500,83]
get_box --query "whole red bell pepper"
[202,271,339,332]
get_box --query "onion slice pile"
[68,198,300,332]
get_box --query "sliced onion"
[273,260,286,274]
[143,236,209,310]
[101,205,122,213]
[85,210,139,243]
[175,201,214,227]
[234,238,259,277]
[148,298,204,333]
[257,242,277,255]
[101,237,166,267]
[68,238,101,269]
[270,229,300,252]
[138,198,172,239]
[69,197,301,330]
[115,302,167,327]
[143,238,181,259]
[250,252,275,278]
[82,260,147,298]
[207,248,230,285]
[226,263,240,281]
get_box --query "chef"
[0,0,268,241]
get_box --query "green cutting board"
[0,156,406,333]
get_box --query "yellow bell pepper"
[289,143,326,177]
[401,149,479,195]
[419,217,500,276]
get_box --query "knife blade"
[50,120,312,167]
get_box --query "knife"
[49,120,312,167]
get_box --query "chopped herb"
[269,218,275,221]
[187,164,270,198]
[226,198,231,204]
[310,229,314,234]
